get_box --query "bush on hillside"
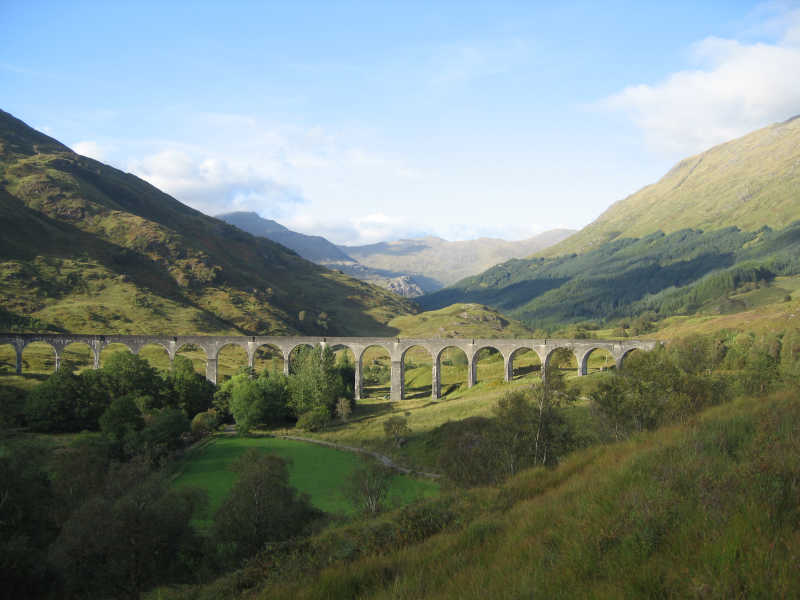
[296,407,331,432]
[190,410,219,438]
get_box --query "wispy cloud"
[600,6,800,155]
[128,148,307,217]
[122,113,422,227]
[425,38,531,91]
[72,140,112,161]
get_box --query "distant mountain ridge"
[216,212,573,296]
[342,230,576,288]
[216,211,430,297]
[217,211,356,264]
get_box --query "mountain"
[0,109,417,335]
[342,230,575,289]
[216,211,355,264]
[421,117,800,331]
[215,211,431,297]
[543,115,800,257]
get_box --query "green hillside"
[421,223,800,330]
[544,115,800,257]
[421,117,800,332]
[0,110,416,335]
[389,303,533,338]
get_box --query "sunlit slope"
[259,393,800,599]
[389,303,534,338]
[544,115,800,256]
[0,109,416,335]
[421,223,800,329]
[421,114,800,330]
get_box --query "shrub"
[99,395,144,444]
[436,417,500,487]
[336,397,352,421]
[395,498,455,544]
[191,410,219,438]
[296,407,332,432]
[212,450,320,564]
[383,415,411,447]
[343,460,393,515]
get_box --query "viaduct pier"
[0,334,659,401]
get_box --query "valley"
[2,107,800,600]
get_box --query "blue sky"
[2,1,799,244]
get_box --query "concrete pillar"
[578,352,589,376]
[206,358,218,385]
[432,358,441,399]
[92,349,100,370]
[390,359,404,401]
[540,351,550,385]
[467,355,476,387]
[283,351,290,376]
[15,347,22,375]
[248,351,255,369]
[615,357,624,372]
[503,354,513,382]
[54,351,61,372]
[354,357,362,401]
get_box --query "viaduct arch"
[0,334,659,401]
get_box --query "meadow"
[172,435,439,525]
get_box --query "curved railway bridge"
[0,333,659,401]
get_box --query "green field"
[172,435,439,525]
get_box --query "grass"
[240,390,800,600]
[286,357,611,472]
[648,289,800,340]
[172,435,439,527]
[388,303,534,338]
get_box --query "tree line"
[0,345,355,599]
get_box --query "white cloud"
[72,140,109,161]
[123,113,424,229]
[284,212,431,246]
[602,8,800,155]
[128,148,306,216]
[280,211,553,246]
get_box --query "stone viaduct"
[0,334,659,401]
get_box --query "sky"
[2,1,800,245]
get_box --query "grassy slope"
[648,276,800,340]
[388,302,534,338]
[544,114,800,256]
[0,109,416,336]
[253,391,800,599]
